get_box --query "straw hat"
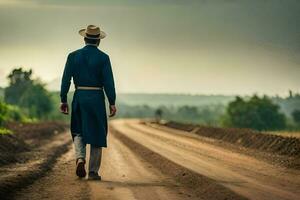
[79,25,106,39]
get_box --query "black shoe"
[76,158,86,178]
[88,172,101,180]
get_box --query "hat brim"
[79,29,106,39]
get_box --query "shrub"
[224,95,286,131]
[0,100,27,126]
[292,110,300,125]
[0,128,13,135]
[0,101,8,126]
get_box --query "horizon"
[1,83,296,99]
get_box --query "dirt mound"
[0,121,70,199]
[0,122,68,166]
[0,133,29,166]
[6,121,68,141]
[162,121,300,158]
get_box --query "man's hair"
[84,37,100,45]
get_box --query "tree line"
[1,67,300,132]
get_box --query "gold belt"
[76,86,103,90]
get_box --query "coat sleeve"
[60,53,73,103]
[103,55,116,105]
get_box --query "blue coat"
[60,45,116,147]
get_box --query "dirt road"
[111,119,300,200]
[13,119,300,200]
[14,124,198,200]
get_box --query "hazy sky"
[0,0,299,96]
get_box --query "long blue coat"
[60,45,116,147]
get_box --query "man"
[60,25,117,180]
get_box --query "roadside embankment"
[159,121,300,157]
[0,122,71,200]
[153,121,300,169]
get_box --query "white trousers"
[73,135,102,173]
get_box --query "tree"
[4,68,53,119]
[19,82,53,118]
[292,110,300,125]
[4,68,33,105]
[177,106,199,119]
[225,95,286,131]
[155,108,163,122]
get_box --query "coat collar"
[85,44,98,47]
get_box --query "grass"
[0,128,13,135]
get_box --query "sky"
[0,0,299,96]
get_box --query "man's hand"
[109,105,117,117]
[60,103,69,115]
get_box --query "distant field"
[117,93,235,107]
[49,91,300,117]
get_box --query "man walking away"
[60,25,117,180]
